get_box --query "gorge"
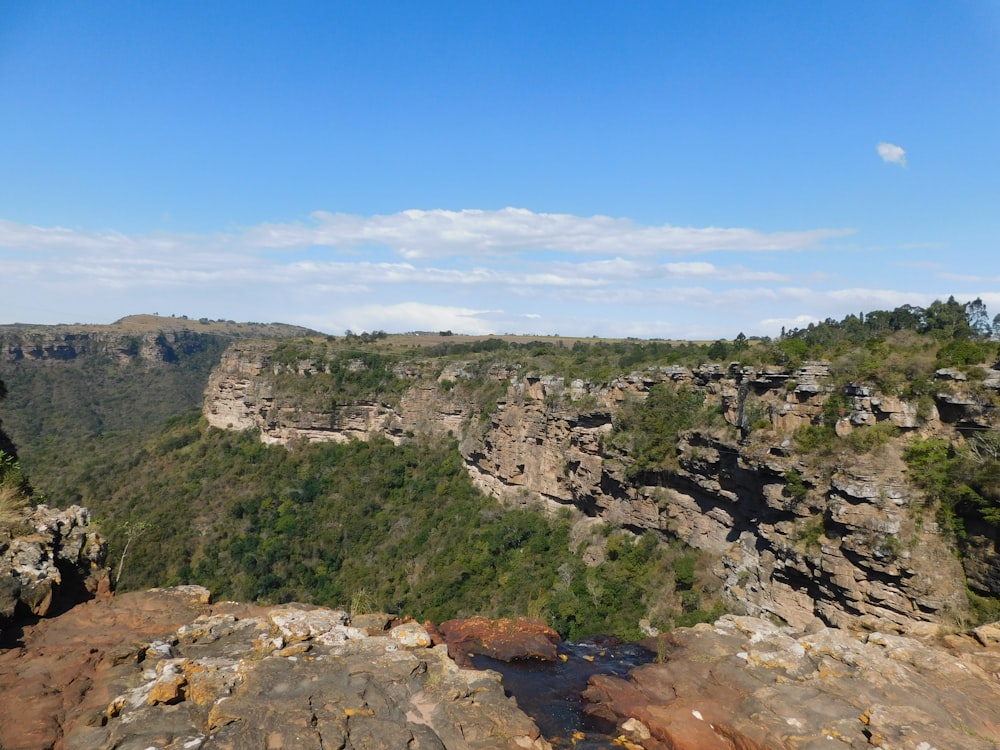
[200,336,1000,634]
[3,310,1000,749]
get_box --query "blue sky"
[2,1,999,338]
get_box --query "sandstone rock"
[0,590,552,750]
[437,616,561,667]
[584,615,1000,750]
[267,604,348,643]
[201,341,997,634]
[0,504,109,636]
[390,621,433,648]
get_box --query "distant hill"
[1,313,321,338]
[0,315,319,502]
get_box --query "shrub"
[0,484,29,527]
[612,383,709,478]
[783,469,809,502]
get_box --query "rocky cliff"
[0,315,318,366]
[203,342,1000,634]
[0,503,110,637]
[0,585,551,750]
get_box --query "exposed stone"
[0,590,551,750]
[584,615,1000,750]
[0,503,109,636]
[390,621,433,648]
[202,343,1000,633]
[437,616,561,667]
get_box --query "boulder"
[0,504,109,636]
[437,616,561,667]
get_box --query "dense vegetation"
[0,379,30,524]
[609,383,723,479]
[85,414,721,639]
[0,334,233,504]
[905,433,1000,535]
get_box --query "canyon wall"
[204,343,1000,633]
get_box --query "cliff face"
[203,343,1000,633]
[2,328,211,366]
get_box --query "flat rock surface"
[584,614,1000,750]
[0,588,550,750]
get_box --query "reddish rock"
[582,615,1000,750]
[437,616,561,668]
[0,591,553,750]
[0,586,251,750]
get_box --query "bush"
[612,384,710,478]
[783,469,809,502]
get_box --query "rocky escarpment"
[0,504,110,636]
[203,343,1000,633]
[0,585,550,750]
[0,315,320,367]
[2,328,212,366]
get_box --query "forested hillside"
[80,414,717,639]
[0,315,316,503]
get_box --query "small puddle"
[471,638,654,748]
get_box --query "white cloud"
[0,211,851,263]
[242,208,851,258]
[0,212,964,341]
[759,314,820,332]
[938,272,1000,283]
[664,262,716,276]
[877,142,907,166]
[329,302,503,336]
[661,262,786,282]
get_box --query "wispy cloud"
[877,142,907,166]
[662,262,787,282]
[0,212,968,340]
[242,208,852,258]
[322,302,504,336]
[0,210,851,260]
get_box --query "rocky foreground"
[4,506,1000,749]
[3,584,1000,749]
[0,586,550,750]
[591,616,1000,749]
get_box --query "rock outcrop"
[203,343,1000,634]
[7,585,1000,749]
[435,617,562,668]
[585,614,1000,750]
[0,586,551,750]
[0,504,109,636]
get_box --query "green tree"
[966,298,992,338]
[924,296,973,340]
